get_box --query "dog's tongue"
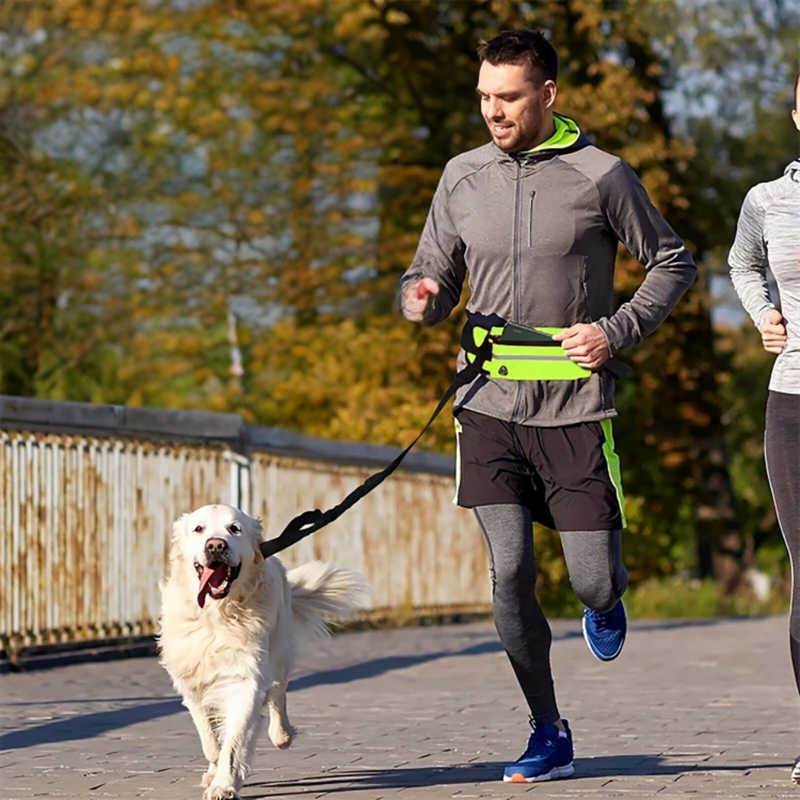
[197,564,228,608]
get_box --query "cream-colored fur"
[157,504,369,800]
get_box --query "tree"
[636,0,800,584]
[286,0,745,591]
[2,0,382,409]
[2,0,764,597]
[0,3,122,399]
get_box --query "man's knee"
[561,529,628,611]
[570,574,620,613]
[493,558,537,597]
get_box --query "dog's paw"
[270,729,293,750]
[268,722,293,750]
[203,786,240,800]
[200,767,216,788]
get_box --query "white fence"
[0,396,490,661]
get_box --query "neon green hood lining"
[524,113,581,153]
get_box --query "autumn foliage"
[2,0,796,598]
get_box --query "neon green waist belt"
[463,318,630,381]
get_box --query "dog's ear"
[235,510,262,535]
[164,513,189,580]
[254,515,265,545]
[241,512,265,562]
[171,513,189,541]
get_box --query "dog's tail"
[287,561,371,639]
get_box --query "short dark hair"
[477,29,558,85]
[795,71,800,110]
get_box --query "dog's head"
[169,504,264,609]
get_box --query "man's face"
[792,81,800,132]
[477,61,557,153]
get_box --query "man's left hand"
[552,323,610,370]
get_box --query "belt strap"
[462,314,630,381]
[259,336,494,558]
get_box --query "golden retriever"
[157,503,369,800]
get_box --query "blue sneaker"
[502,720,574,783]
[582,600,627,661]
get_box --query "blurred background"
[1,0,799,619]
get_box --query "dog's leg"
[204,680,266,800]
[266,682,293,749]
[266,609,296,750]
[183,698,220,787]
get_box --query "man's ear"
[543,79,557,109]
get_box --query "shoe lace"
[587,608,610,632]
[521,722,546,756]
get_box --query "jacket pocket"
[580,256,590,318]
[527,190,577,255]
[528,191,536,248]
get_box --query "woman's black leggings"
[764,391,800,695]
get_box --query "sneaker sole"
[792,761,800,784]
[503,762,575,783]
[581,612,625,662]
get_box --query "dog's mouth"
[195,561,242,608]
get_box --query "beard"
[489,125,522,151]
[485,105,546,154]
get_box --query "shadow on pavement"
[578,753,788,775]
[3,696,179,707]
[289,616,763,694]
[3,641,509,749]
[290,638,505,692]
[3,616,776,750]
[1,698,183,750]
[247,754,789,795]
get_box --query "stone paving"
[2,615,799,799]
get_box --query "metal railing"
[0,395,489,660]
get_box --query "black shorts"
[454,408,626,531]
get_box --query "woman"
[728,71,800,784]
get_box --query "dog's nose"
[205,538,228,556]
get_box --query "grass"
[622,576,789,620]
[344,576,791,632]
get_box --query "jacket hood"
[785,159,800,181]
[492,113,589,163]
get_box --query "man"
[727,71,800,785]
[400,29,696,783]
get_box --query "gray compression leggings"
[764,391,800,696]
[474,504,628,725]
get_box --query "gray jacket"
[728,159,800,396]
[401,123,697,426]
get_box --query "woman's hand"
[761,309,787,354]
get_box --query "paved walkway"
[2,616,798,799]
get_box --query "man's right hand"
[761,308,787,354]
[401,277,440,322]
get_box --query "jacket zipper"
[511,161,523,422]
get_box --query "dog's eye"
[229,523,241,534]
[193,525,204,533]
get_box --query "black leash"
[259,338,494,558]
